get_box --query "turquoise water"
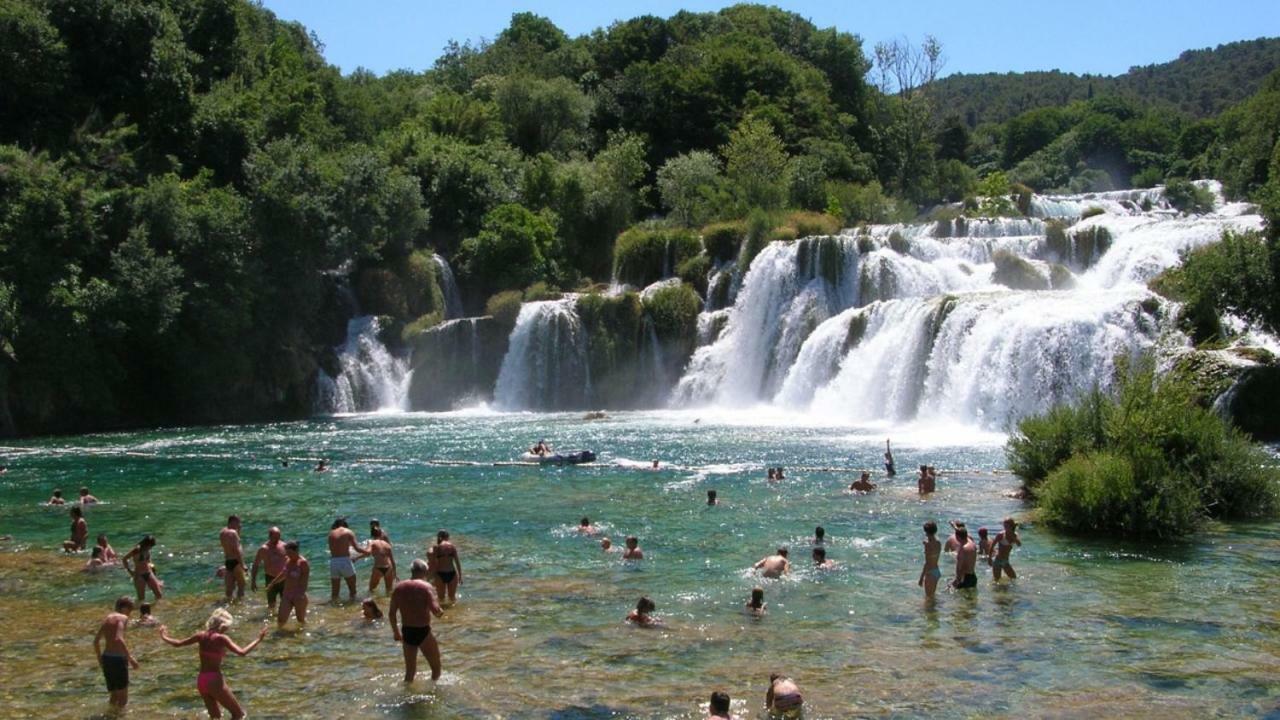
[1,411,1277,718]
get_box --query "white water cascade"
[433,253,465,321]
[314,315,411,414]
[675,181,1264,428]
[493,298,590,411]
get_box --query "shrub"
[401,311,444,343]
[1037,449,1201,538]
[523,281,561,302]
[768,226,798,242]
[1152,230,1277,338]
[458,204,560,294]
[1164,178,1215,214]
[676,253,711,296]
[355,268,409,317]
[1007,391,1108,491]
[643,282,702,344]
[825,180,894,225]
[738,208,774,271]
[701,221,746,262]
[485,290,524,327]
[1131,166,1163,189]
[783,210,841,238]
[613,227,701,288]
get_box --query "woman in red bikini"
[159,608,267,720]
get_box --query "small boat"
[520,450,597,465]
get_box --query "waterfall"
[433,254,464,321]
[673,183,1265,428]
[493,298,590,411]
[315,316,410,414]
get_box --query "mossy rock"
[701,221,746,263]
[676,253,711,297]
[992,250,1050,291]
[1049,264,1076,289]
[485,290,524,328]
[613,227,701,288]
[1218,365,1280,439]
[887,231,910,255]
[796,236,845,286]
[855,236,876,255]
[843,311,869,353]
[1044,220,1070,262]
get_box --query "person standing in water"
[918,465,936,494]
[266,540,310,628]
[850,471,877,492]
[745,587,766,616]
[622,536,644,560]
[47,489,66,505]
[251,527,289,612]
[884,439,896,477]
[79,486,99,505]
[327,517,369,603]
[94,596,140,710]
[63,506,88,552]
[159,608,267,720]
[428,530,461,604]
[367,528,398,595]
[389,559,444,683]
[766,674,804,717]
[991,517,1022,581]
[918,521,942,600]
[950,525,978,591]
[708,690,734,719]
[220,515,246,604]
[122,535,163,602]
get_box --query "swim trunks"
[401,625,430,646]
[436,570,456,584]
[956,573,978,589]
[101,653,129,691]
[992,557,1010,570]
[224,558,240,572]
[264,574,282,605]
[329,556,356,579]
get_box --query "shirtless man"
[600,537,615,552]
[79,486,99,504]
[577,517,597,535]
[918,521,942,599]
[251,527,289,611]
[754,548,790,578]
[917,465,936,494]
[220,515,246,603]
[766,674,804,716]
[991,517,1022,581]
[850,471,877,492]
[708,690,733,720]
[950,525,978,591]
[48,489,66,505]
[367,530,397,595]
[94,597,140,709]
[622,535,644,560]
[389,559,444,683]
[328,517,369,602]
[812,546,837,569]
[428,530,461,604]
[63,506,88,552]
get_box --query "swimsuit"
[772,691,804,713]
[992,557,1011,569]
[281,565,306,602]
[100,652,129,691]
[196,639,226,694]
[401,625,430,646]
[927,567,942,580]
[224,558,240,572]
[329,556,356,579]
[264,573,283,605]
[956,573,978,589]
[372,565,392,576]
[436,570,456,584]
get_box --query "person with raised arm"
[159,608,268,720]
[884,439,896,477]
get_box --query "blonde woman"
[159,609,267,720]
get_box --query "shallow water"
[1,411,1277,719]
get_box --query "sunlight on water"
[0,412,1277,718]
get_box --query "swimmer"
[531,439,551,456]
[94,596,140,709]
[652,459,660,470]
[622,535,644,560]
[707,489,719,506]
[577,516,598,535]
[63,506,88,552]
[47,489,66,505]
[626,596,661,627]
[600,537,615,552]
[991,517,1021,581]
[428,530,462,604]
[96,534,118,564]
[265,540,309,628]
[159,608,268,720]
[977,527,992,563]
[135,603,158,627]
[83,546,109,573]
[766,673,804,716]
[775,467,786,480]
[389,558,444,682]
[745,587,766,616]
[122,535,163,602]
[884,439,896,477]
[361,598,383,622]
[79,486,99,505]
[812,546,837,569]
[918,521,942,600]
[850,471,877,492]
[708,690,734,719]
[917,464,936,494]
[250,527,288,611]
[367,528,397,595]
[220,515,246,603]
[767,468,777,481]
[949,525,978,591]
[754,548,790,579]
[327,517,369,602]
[314,458,329,472]
[812,526,826,545]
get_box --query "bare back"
[328,528,358,558]
[97,613,130,655]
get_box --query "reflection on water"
[0,411,1276,718]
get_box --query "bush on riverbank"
[612,227,701,288]
[1007,358,1280,537]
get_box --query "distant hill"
[930,37,1280,126]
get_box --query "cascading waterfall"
[493,298,590,411]
[675,180,1264,428]
[433,253,465,321]
[315,315,410,413]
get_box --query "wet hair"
[53,489,63,497]
[70,507,82,517]
[749,587,765,607]
[955,528,969,542]
[80,487,89,494]
[636,596,655,613]
[769,672,782,683]
[227,515,240,525]
[710,691,731,713]
[580,517,590,526]
[97,533,108,543]
[361,598,383,619]
[923,521,937,536]
[777,547,789,557]
[114,596,135,612]
[815,526,825,539]
[626,535,638,546]
[332,517,348,529]
[707,489,717,501]
[860,471,870,480]
[978,527,989,537]
[91,546,103,559]
[813,546,826,560]
[920,464,928,473]
[1004,516,1017,529]
[767,468,776,479]
[370,518,380,527]
[284,540,300,552]
[436,529,449,542]
[206,608,233,632]
[410,558,430,578]
[140,534,155,548]
[139,603,152,617]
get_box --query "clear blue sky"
[260,0,1279,79]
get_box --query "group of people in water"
[53,435,1023,719]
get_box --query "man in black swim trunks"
[93,596,140,709]
[219,515,246,603]
[390,559,444,682]
[950,525,979,591]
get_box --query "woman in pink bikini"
[159,608,267,720]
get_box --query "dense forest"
[1,0,1278,436]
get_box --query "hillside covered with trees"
[1,0,1278,436]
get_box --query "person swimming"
[135,603,158,627]
[626,596,660,627]
[361,598,383,621]
[577,517,597,535]
[812,546,837,569]
[754,548,790,579]
[745,587,766,616]
[47,489,66,506]
[812,526,825,545]
[850,471,877,492]
[83,546,108,573]
[707,490,718,506]
[622,536,644,560]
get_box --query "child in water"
[361,598,383,622]
[134,604,158,627]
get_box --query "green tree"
[657,151,724,226]
[723,117,790,210]
[458,204,560,294]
